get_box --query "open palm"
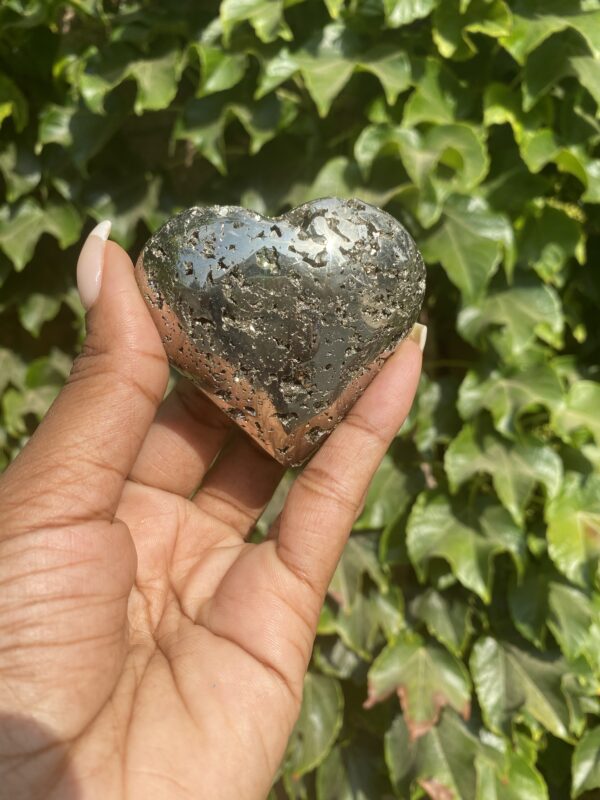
[0,241,422,799]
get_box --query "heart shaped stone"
[135,197,426,466]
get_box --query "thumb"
[1,222,169,524]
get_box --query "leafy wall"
[1,0,600,797]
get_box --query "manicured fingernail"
[77,220,112,310]
[408,322,427,352]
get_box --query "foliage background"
[1,0,600,797]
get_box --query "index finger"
[275,326,425,599]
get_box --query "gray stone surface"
[135,197,426,465]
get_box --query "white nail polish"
[77,220,112,310]
[408,322,427,352]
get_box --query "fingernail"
[408,322,427,352]
[77,220,112,310]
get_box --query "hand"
[0,223,423,800]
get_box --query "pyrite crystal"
[135,197,426,466]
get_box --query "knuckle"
[295,464,359,516]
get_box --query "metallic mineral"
[135,197,426,466]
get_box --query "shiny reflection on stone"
[135,197,426,466]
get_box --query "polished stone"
[135,197,426,465]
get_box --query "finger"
[193,433,285,538]
[0,223,169,526]
[128,378,232,497]
[276,326,425,599]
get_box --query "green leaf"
[257,26,412,115]
[546,472,600,588]
[17,293,62,337]
[570,55,600,111]
[316,742,389,800]
[403,57,465,125]
[385,709,547,800]
[433,0,512,60]
[195,45,248,96]
[501,1,600,64]
[37,101,127,168]
[329,534,387,610]
[296,25,360,116]
[220,0,292,44]
[458,280,564,355]
[355,454,412,530]
[79,43,184,115]
[175,91,297,174]
[572,726,600,797]
[0,143,40,202]
[0,198,45,270]
[0,73,28,131]
[445,423,563,525]
[554,380,600,446]
[407,375,461,455]
[365,633,471,738]
[458,363,563,438]
[547,581,600,666]
[407,492,525,602]
[518,204,585,287]
[284,672,344,778]
[356,45,412,106]
[470,637,571,740]
[128,48,184,114]
[411,588,474,656]
[421,194,513,301]
[383,0,437,28]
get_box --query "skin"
[0,241,422,799]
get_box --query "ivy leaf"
[284,673,344,778]
[547,581,600,666]
[0,199,45,270]
[570,55,600,111]
[285,24,359,117]
[522,31,582,111]
[357,44,412,106]
[385,709,547,800]
[328,533,387,610]
[257,26,412,114]
[546,472,600,589]
[220,0,292,44]
[403,56,468,125]
[410,374,461,454]
[175,91,297,174]
[500,1,600,64]
[406,492,525,602]
[470,637,571,741]
[445,422,563,525]
[554,380,600,446]
[0,73,28,131]
[355,454,413,530]
[458,280,564,355]
[17,293,62,337]
[383,0,437,28]
[37,101,127,168]
[433,0,512,60]
[457,363,563,438]
[365,633,472,738]
[194,45,248,96]
[410,588,474,656]
[518,204,585,287]
[0,143,40,202]
[316,741,389,800]
[572,726,600,797]
[78,43,184,115]
[385,710,479,799]
[421,194,513,302]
